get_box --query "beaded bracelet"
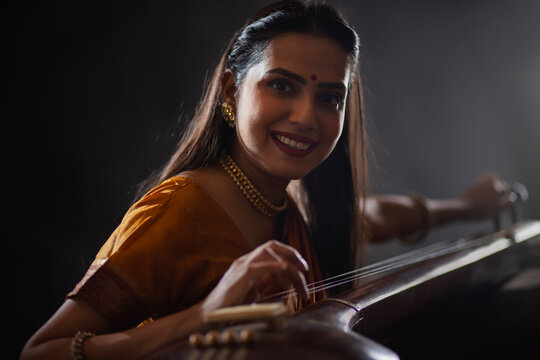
[70,331,95,360]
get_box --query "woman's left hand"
[460,174,516,219]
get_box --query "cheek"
[236,92,281,137]
[235,98,270,150]
[323,116,345,148]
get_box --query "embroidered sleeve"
[67,179,196,329]
[67,178,252,330]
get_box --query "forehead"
[254,33,351,83]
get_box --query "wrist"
[400,195,431,243]
[426,198,470,225]
[200,296,217,320]
[70,331,95,360]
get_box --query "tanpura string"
[260,232,496,301]
[307,233,496,296]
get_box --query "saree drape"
[68,176,322,330]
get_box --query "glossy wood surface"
[147,220,540,360]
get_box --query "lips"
[271,131,316,158]
[274,134,311,150]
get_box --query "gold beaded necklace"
[219,154,288,218]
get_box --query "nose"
[288,95,317,130]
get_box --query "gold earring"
[222,102,236,128]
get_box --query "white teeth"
[276,135,311,150]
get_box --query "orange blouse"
[68,176,322,330]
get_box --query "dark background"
[6,0,540,358]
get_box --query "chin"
[271,164,314,181]
[264,149,327,181]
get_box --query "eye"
[320,93,344,106]
[269,79,293,92]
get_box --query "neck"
[231,147,289,206]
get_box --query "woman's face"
[231,33,351,181]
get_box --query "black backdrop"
[6,0,540,357]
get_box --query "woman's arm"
[21,298,206,360]
[20,241,309,360]
[366,175,515,243]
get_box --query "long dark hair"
[136,0,368,286]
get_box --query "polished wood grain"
[147,220,540,360]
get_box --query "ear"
[220,70,238,106]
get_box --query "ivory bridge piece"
[146,220,540,360]
[204,303,288,324]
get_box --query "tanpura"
[146,185,539,360]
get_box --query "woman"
[21,1,513,359]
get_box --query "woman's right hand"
[20,241,310,360]
[201,240,310,315]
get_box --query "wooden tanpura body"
[148,219,540,360]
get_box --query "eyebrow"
[266,67,347,91]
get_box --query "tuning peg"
[238,328,254,344]
[204,330,220,346]
[219,329,236,345]
[188,332,203,347]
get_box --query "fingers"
[262,242,310,300]
[487,179,510,208]
[488,178,515,209]
[247,241,310,300]
[264,240,309,272]
[205,239,312,314]
[500,190,517,208]
[249,259,310,301]
[463,174,517,218]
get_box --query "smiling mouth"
[273,134,313,150]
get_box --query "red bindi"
[311,74,317,81]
